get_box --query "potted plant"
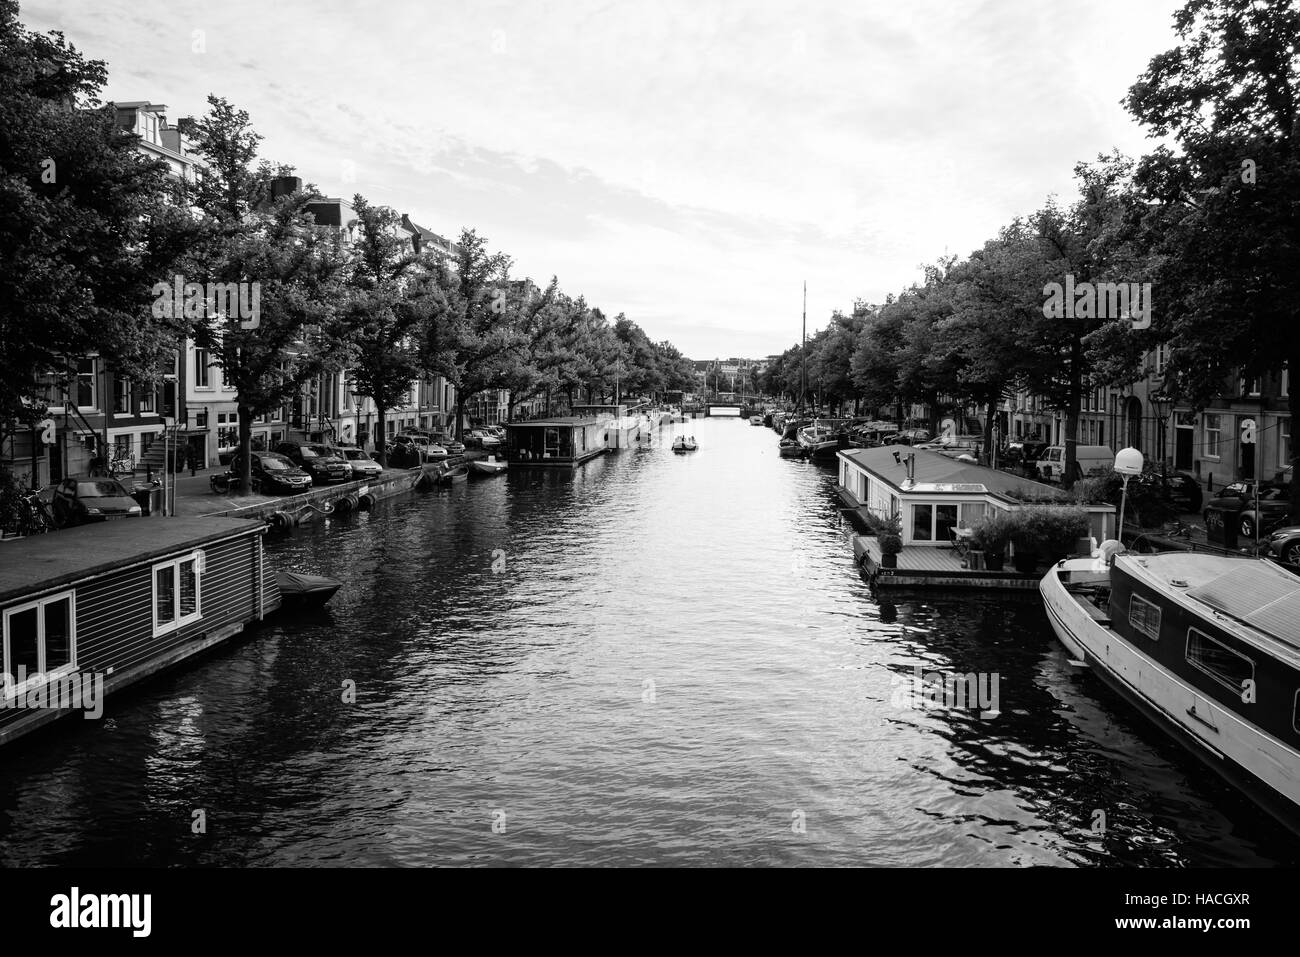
[970,511,1013,571]
[879,533,903,568]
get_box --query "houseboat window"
[2,591,76,695]
[958,503,988,528]
[153,551,204,636]
[1186,627,1254,697]
[935,504,958,541]
[1129,594,1162,640]
[911,504,933,541]
[1294,690,1300,736]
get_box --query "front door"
[1175,426,1193,470]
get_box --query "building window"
[1282,364,1290,398]
[1203,414,1221,458]
[1154,344,1168,375]
[195,349,211,389]
[1281,418,1292,470]
[1186,627,1253,697]
[1242,375,1261,397]
[138,387,155,414]
[76,358,97,409]
[3,591,76,697]
[1129,594,1161,640]
[152,551,203,637]
[113,377,131,414]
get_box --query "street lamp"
[1150,393,1172,476]
[1115,447,1144,543]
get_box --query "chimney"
[270,175,303,200]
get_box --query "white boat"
[1040,548,1300,834]
[749,415,764,426]
[469,455,508,476]
[672,436,698,453]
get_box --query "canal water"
[1,416,1296,866]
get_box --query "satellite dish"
[1114,447,1144,477]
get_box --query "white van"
[1035,445,1114,483]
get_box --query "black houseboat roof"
[0,517,267,604]
[1120,552,1300,655]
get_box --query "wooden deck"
[854,535,1040,590]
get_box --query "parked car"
[391,433,448,464]
[276,441,352,485]
[229,451,313,494]
[1137,470,1203,514]
[464,429,502,450]
[1266,525,1300,566]
[486,425,508,442]
[1203,480,1293,539]
[51,477,142,527]
[1003,440,1047,471]
[331,446,383,480]
[1035,444,1115,483]
[431,432,465,456]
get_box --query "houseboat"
[838,445,1114,588]
[505,417,608,468]
[572,403,644,450]
[1041,550,1300,833]
[798,422,841,459]
[0,516,278,746]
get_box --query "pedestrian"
[186,445,198,476]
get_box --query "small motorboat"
[778,438,806,458]
[749,415,764,426]
[275,570,343,608]
[672,436,698,453]
[469,455,508,476]
[435,463,469,485]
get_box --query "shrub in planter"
[1027,505,1090,561]
[879,533,903,568]
[969,511,1014,568]
[864,510,903,538]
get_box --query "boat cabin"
[837,444,1115,546]
[0,516,277,746]
[505,417,608,467]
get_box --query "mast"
[800,281,807,413]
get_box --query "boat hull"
[1041,559,1300,835]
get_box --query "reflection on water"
[0,417,1295,866]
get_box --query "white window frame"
[1203,414,1221,460]
[1154,344,1168,375]
[152,550,204,637]
[1281,417,1292,470]
[194,348,212,390]
[2,590,78,699]
[75,358,98,412]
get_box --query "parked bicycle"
[0,487,55,537]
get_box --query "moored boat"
[797,423,840,458]
[275,570,343,608]
[1040,548,1300,833]
[672,436,698,453]
[469,455,508,476]
[749,415,764,426]
[435,463,469,485]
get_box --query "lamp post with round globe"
[1115,447,1145,543]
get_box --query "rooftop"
[0,517,266,604]
[839,444,1072,502]
[506,417,602,428]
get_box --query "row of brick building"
[3,99,515,486]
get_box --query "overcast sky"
[29,0,1183,360]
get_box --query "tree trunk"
[1290,342,1300,521]
[456,393,468,441]
[237,403,253,497]
[375,404,388,467]
[982,389,998,467]
[1063,335,1083,489]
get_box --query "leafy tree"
[1125,0,1300,512]
[0,0,194,450]
[185,95,351,494]
[343,196,445,465]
